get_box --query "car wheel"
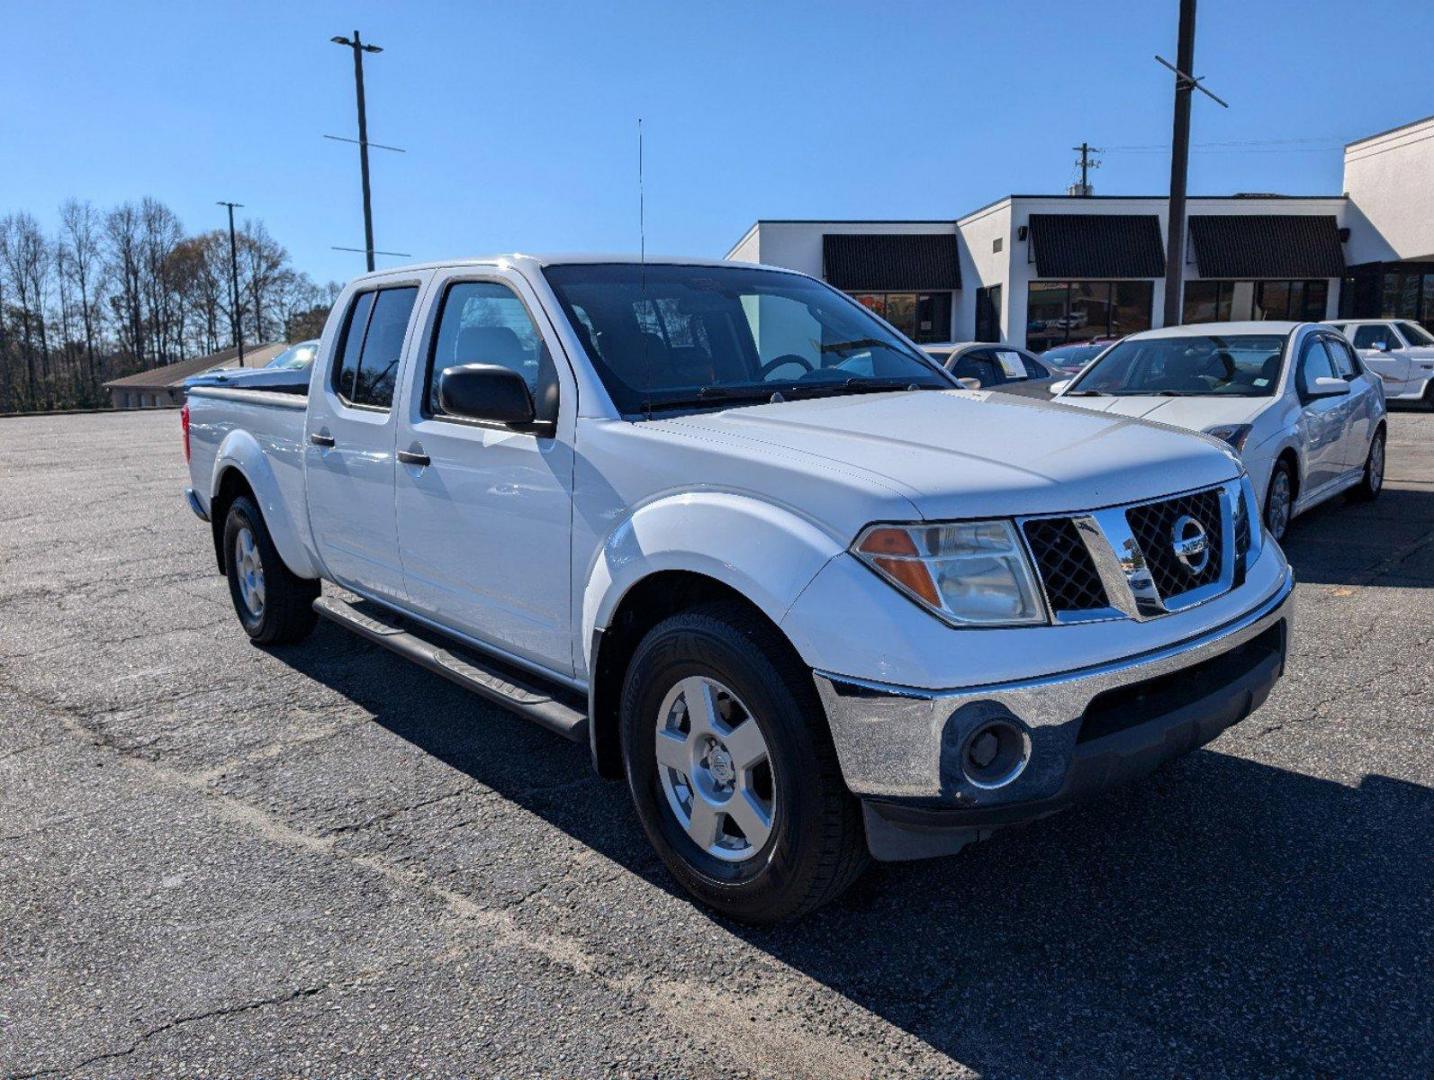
[223,495,320,645]
[1264,461,1294,542]
[1352,427,1385,501]
[619,601,867,923]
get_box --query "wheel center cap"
[708,745,735,785]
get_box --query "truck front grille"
[1126,488,1224,601]
[1022,517,1109,614]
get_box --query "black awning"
[1188,215,1345,278]
[1027,214,1166,278]
[822,233,960,291]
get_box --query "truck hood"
[655,389,1241,520]
[1054,393,1271,428]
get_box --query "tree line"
[0,197,341,413]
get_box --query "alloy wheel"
[654,675,775,863]
[1266,469,1291,541]
[233,526,266,619]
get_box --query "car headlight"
[853,520,1046,627]
[1204,423,1253,452]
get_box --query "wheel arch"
[587,570,817,780]
[208,429,321,580]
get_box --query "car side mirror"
[955,376,982,391]
[1049,379,1070,395]
[1308,375,1350,397]
[438,363,537,426]
[1374,340,1391,352]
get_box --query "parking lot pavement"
[1,408,1430,1079]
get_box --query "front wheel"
[1351,427,1386,501]
[223,495,319,645]
[1264,461,1294,542]
[619,602,867,923]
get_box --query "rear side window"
[1326,336,1360,379]
[331,286,419,410]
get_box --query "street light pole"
[217,201,244,364]
[1162,0,1198,328]
[331,30,383,273]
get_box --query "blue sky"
[3,0,1430,285]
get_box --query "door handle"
[309,432,335,447]
[397,449,431,467]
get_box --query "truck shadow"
[273,627,1432,1076]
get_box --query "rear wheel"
[1264,461,1294,542]
[223,495,319,645]
[619,602,867,923]
[1351,426,1386,501]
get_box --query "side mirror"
[1049,379,1070,395]
[438,364,536,426]
[1374,340,1391,352]
[1309,375,1350,397]
[955,376,982,391]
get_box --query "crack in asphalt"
[5,985,329,1079]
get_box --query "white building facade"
[727,115,1434,352]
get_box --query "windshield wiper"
[1062,389,1106,396]
[638,385,777,413]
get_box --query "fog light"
[961,720,1030,789]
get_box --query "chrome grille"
[1023,517,1109,614]
[1126,488,1224,601]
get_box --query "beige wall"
[1343,117,1434,263]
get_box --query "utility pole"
[331,30,383,272]
[1070,142,1101,196]
[1156,0,1227,327]
[217,201,244,364]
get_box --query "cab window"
[332,286,419,410]
[425,280,557,421]
[1351,324,1395,351]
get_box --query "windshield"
[1041,343,1105,366]
[1069,334,1287,397]
[542,263,950,414]
[1397,321,1434,347]
[266,341,319,370]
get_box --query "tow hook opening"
[961,720,1030,789]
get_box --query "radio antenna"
[639,117,652,420]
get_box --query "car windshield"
[1041,343,1105,366]
[1397,321,1434,346]
[1069,334,1287,397]
[266,341,319,370]
[542,263,950,415]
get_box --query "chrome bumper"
[814,569,1294,855]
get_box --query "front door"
[1349,323,1412,396]
[1292,334,1354,499]
[393,269,575,676]
[305,278,426,603]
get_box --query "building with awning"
[726,113,1431,352]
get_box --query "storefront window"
[1025,281,1153,352]
[846,291,951,343]
[1185,279,1328,322]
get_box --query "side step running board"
[313,595,588,743]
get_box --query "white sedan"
[1051,322,1386,541]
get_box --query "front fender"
[579,492,844,675]
[210,427,321,579]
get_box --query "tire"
[1351,426,1386,501]
[1263,460,1294,542]
[619,601,868,923]
[223,495,319,645]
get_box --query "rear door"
[305,275,428,602]
[392,267,576,675]
[1349,323,1412,395]
[1322,333,1378,469]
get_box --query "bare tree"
[105,202,145,371]
[0,213,54,408]
[59,199,105,398]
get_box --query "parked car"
[184,340,320,394]
[921,342,1061,398]
[182,256,1293,923]
[1325,319,1434,408]
[1039,340,1118,375]
[1051,322,1386,541]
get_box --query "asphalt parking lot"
[2,407,1431,1079]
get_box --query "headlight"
[1204,423,1253,452]
[853,520,1046,627]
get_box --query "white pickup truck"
[182,255,1294,922]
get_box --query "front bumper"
[813,568,1294,860]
